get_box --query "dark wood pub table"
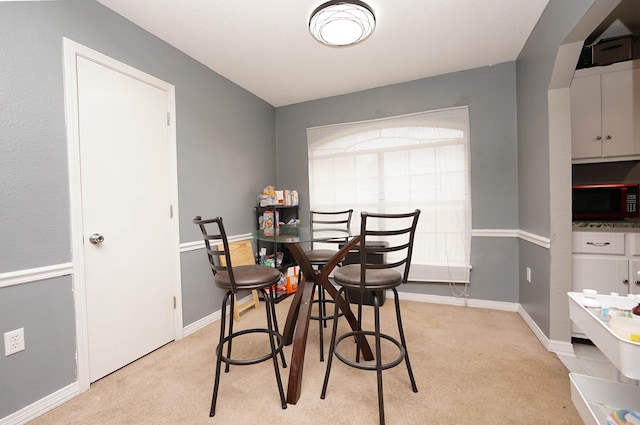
[253,226,374,404]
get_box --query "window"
[307,107,471,282]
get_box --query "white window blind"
[307,107,471,283]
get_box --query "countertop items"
[607,409,640,425]
[573,220,640,230]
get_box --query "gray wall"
[516,0,598,337]
[517,0,595,237]
[275,62,520,301]
[0,0,275,417]
[0,277,76,417]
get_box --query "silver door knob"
[89,233,105,244]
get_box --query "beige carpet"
[28,297,582,424]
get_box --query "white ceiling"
[97,0,550,107]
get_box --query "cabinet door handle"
[586,241,610,246]
[595,136,602,141]
[605,135,612,140]
[635,280,640,286]
[623,279,629,285]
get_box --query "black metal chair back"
[356,209,421,288]
[309,209,353,251]
[193,216,241,294]
[305,209,354,361]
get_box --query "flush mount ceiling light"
[309,1,376,47]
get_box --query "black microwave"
[572,183,639,220]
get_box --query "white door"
[76,55,176,382]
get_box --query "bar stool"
[193,216,287,417]
[304,209,353,361]
[321,210,421,425]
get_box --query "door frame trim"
[62,38,182,391]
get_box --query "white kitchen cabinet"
[572,231,625,255]
[572,230,640,336]
[624,233,640,295]
[573,231,640,295]
[572,255,628,296]
[571,60,640,163]
[572,231,627,299]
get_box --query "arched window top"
[308,107,469,158]
[310,126,466,157]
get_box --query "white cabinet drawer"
[627,233,640,257]
[572,232,625,254]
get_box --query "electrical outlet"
[526,267,532,283]
[4,328,25,356]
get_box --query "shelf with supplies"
[567,292,640,425]
[254,204,300,303]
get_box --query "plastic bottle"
[582,289,601,317]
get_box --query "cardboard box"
[275,190,285,205]
[262,210,280,230]
[592,35,634,66]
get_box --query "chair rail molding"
[180,233,253,253]
[472,228,551,249]
[184,229,552,253]
[0,263,74,289]
[0,229,551,290]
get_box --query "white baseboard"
[182,310,220,337]
[548,339,576,357]
[0,383,79,425]
[181,293,256,337]
[0,293,253,425]
[395,291,575,356]
[394,290,519,312]
[516,304,575,357]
